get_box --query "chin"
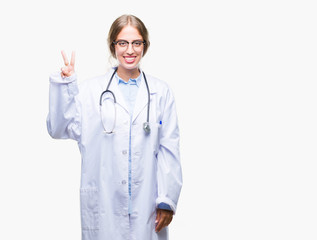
[118,62,140,71]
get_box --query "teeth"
[125,57,135,63]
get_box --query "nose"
[126,43,134,54]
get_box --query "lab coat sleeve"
[46,72,81,141]
[156,87,182,214]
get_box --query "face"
[115,25,144,71]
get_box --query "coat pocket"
[150,122,162,155]
[80,188,99,230]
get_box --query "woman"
[47,15,182,240]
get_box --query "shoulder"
[78,70,114,92]
[79,74,107,88]
[145,73,173,95]
[145,73,178,108]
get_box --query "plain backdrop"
[0,0,316,239]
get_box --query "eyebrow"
[116,39,144,42]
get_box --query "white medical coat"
[47,69,182,240]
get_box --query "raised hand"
[61,50,75,77]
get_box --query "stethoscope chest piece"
[143,122,151,134]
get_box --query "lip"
[124,56,136,64]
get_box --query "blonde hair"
[107,15,150,58]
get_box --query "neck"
[117,66,140,82]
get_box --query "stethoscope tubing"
[142,71,150,123]
[99,67,151,134]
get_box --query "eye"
[133,41,143,47]
[117,41,128,47]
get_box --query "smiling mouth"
[124,56,136,63]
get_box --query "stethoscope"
[99,67,151,134]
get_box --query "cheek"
[114,47,124,58]
[115,50,120,59]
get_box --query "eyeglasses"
[113,40,145,51]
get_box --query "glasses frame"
[113,40,146,51]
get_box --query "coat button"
[122,180,127,185]
[122,150,127,155]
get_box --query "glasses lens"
[117,40,128,48]
[115,40,144,51]
[132,41,144,50]
[100,91,116,132]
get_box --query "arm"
[46,51,81,141]
[155,87,182,232]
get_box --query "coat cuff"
[157,202,173,211]
[49,72,77,84]
[156,197,177,214]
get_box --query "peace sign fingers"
[70,51,75,67]
[61,50,75,77]
[61,50,69,66]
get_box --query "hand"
[61,50,75,77]
[155,208,173,233]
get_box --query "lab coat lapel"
[109,80,130,114]
[101,69,129,115]
[132,73,156,123]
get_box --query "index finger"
[61,50,69,66]
[155,218,164,232]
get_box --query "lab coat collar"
[101,68,157,120]
[115,72,142,87]
[138,67,157,94]
[132,68,157,122]
[102,68,130,114]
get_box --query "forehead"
[116,25,142,40]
